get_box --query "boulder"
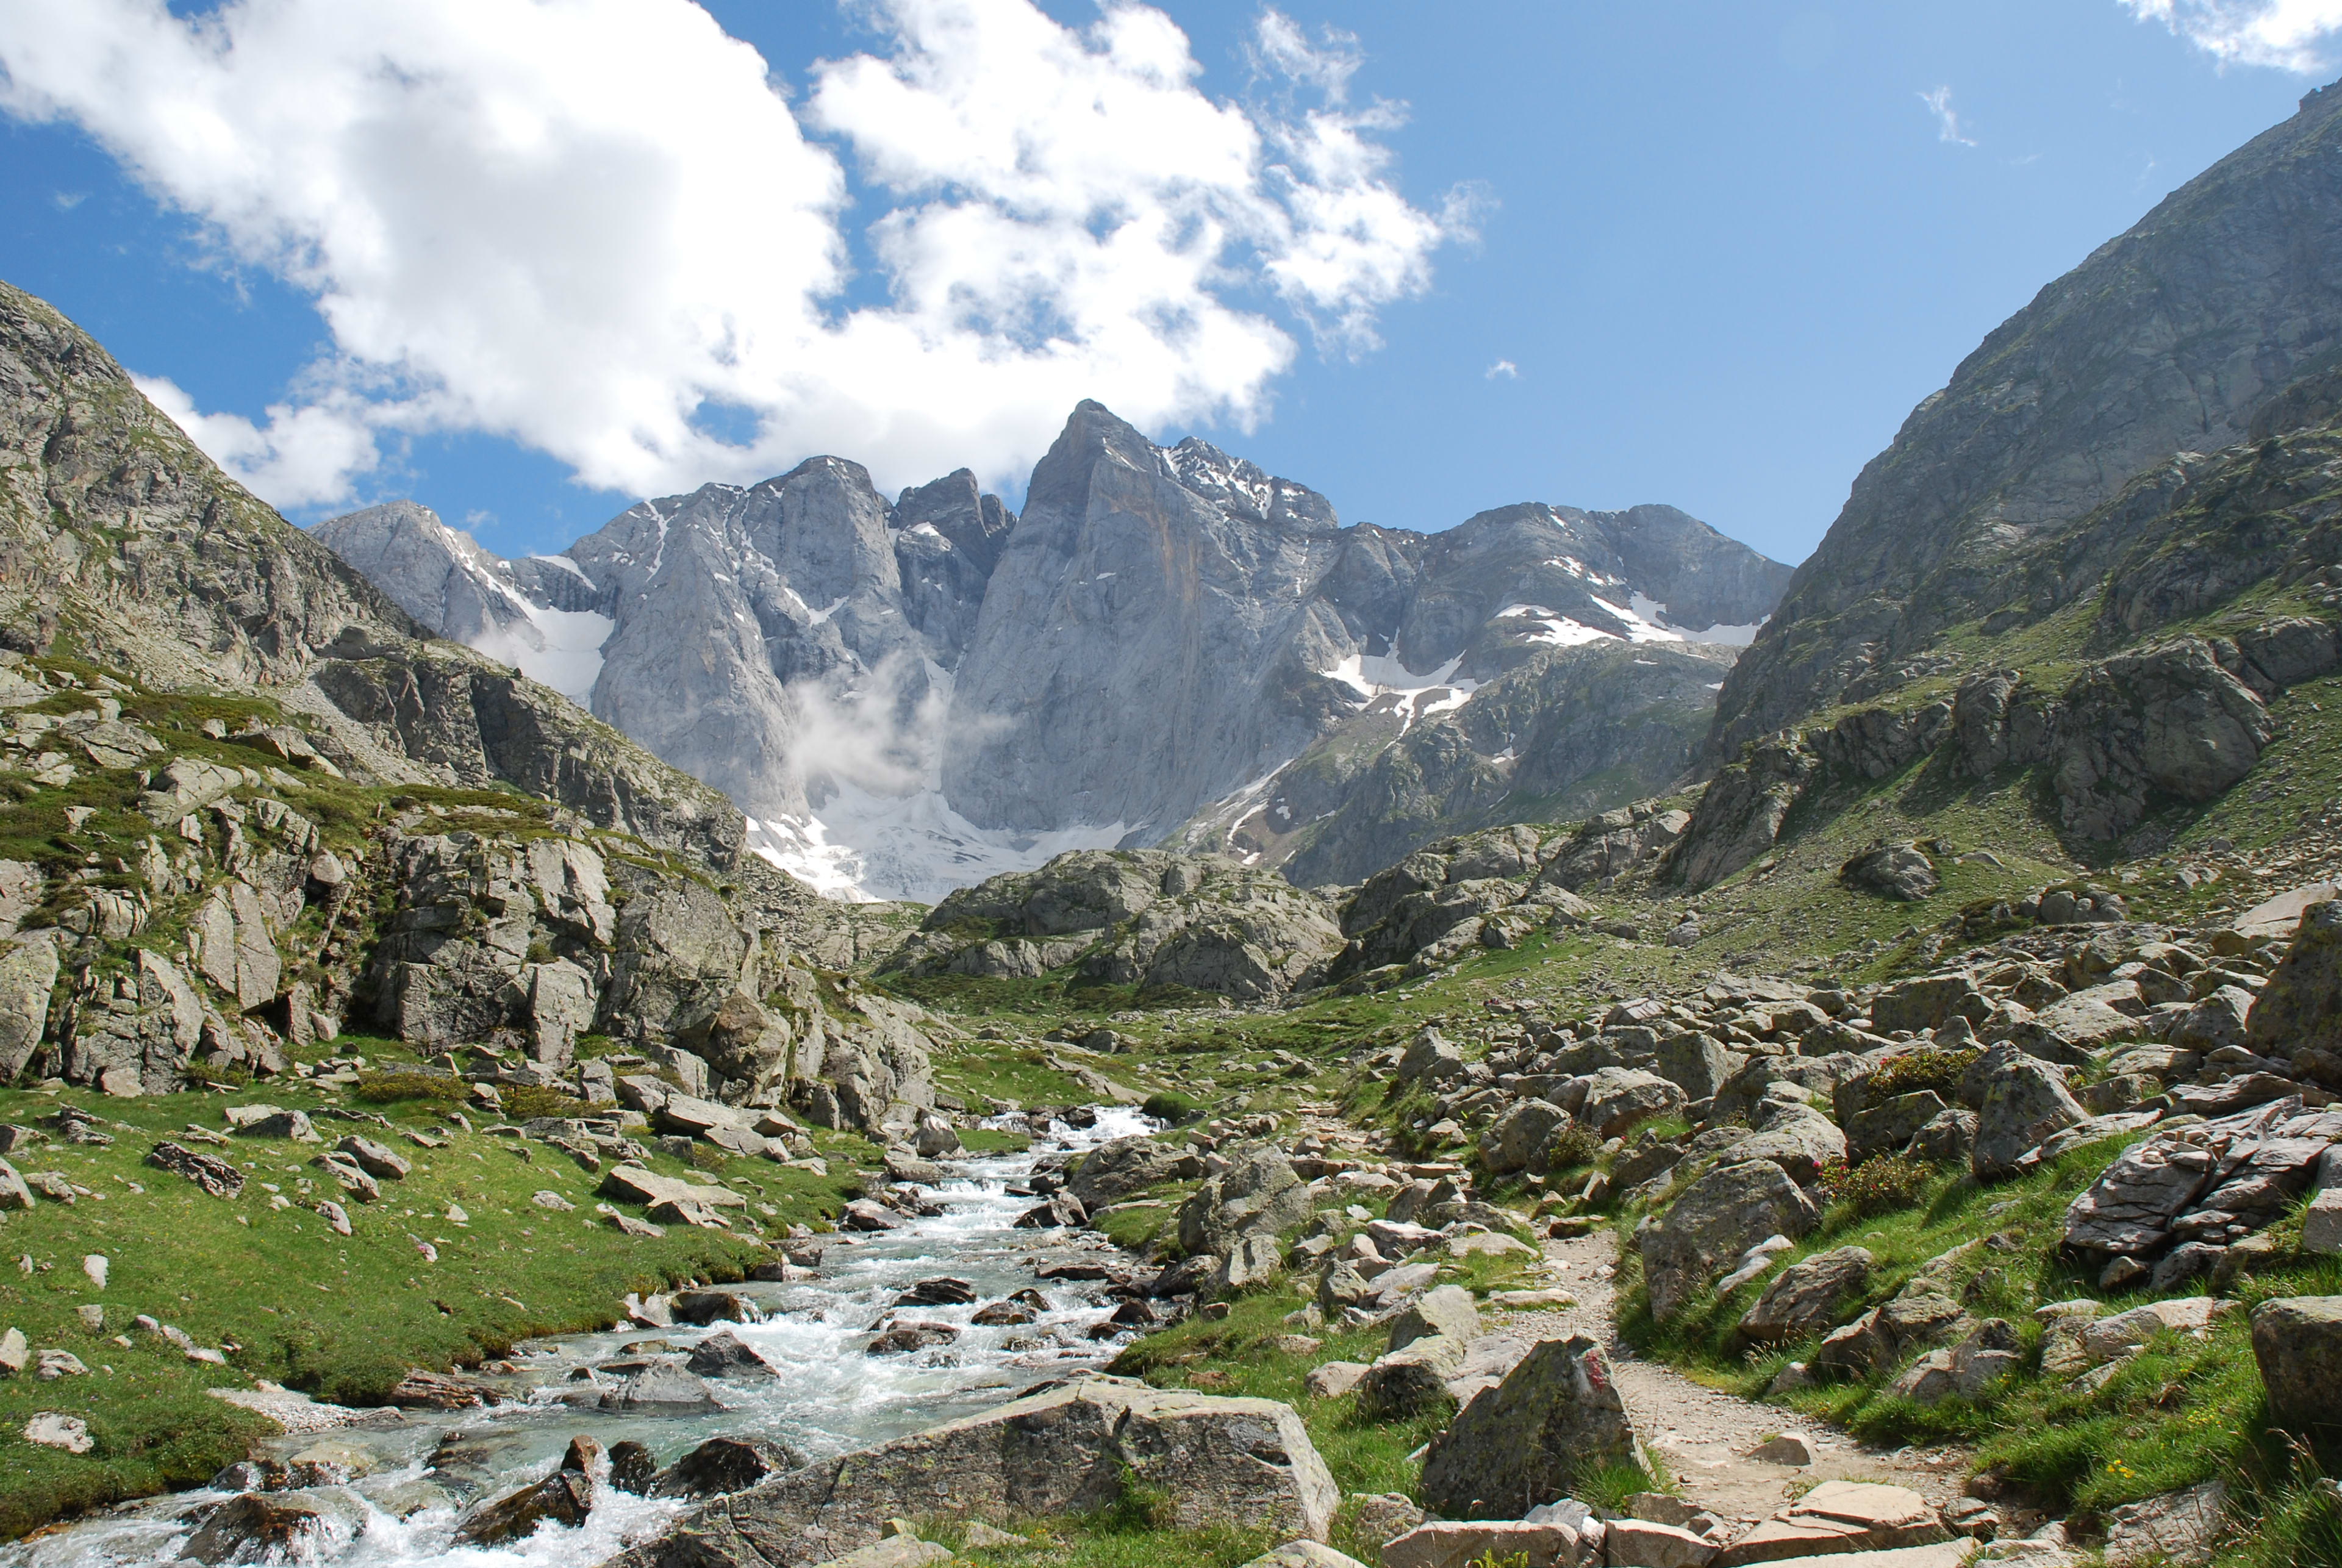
[1578,1069,1685,1140]
[0,937,58,1083]
[2246,898,2342,1054]
[1379,1521,1583,1568]
[334,1136,410,1181]
[1641,1160,1819,1322]
[652,1436,803,1498]
[2251,1296,2342,1432]
[1388,1284,1481,1353]
[1604,1519,1716,1568]
[1736,1246,1873,1344]
[1068,1135,1194,1210]
[1243,1544,1372,1568]
[687,1329,777,1379]
[1729,1103,1847,1186]
[607,1377,1338,1567]
[598,1365,717,1411]
[456,1470,595,1545]
[1419,1336,1648,1520]
[1179,1142,1311,1258]
[1355,1334,1469,1420]
[182,1492,368,1564]
[1655,1033,1744,1101]
[1907,1108,1977,1167]
[1839,842,1938,901]
[1871,972,1986,1034]
[1480,1100,1568,1176]
[1846,1093,1947,1164]
[1968,1047,2086,1179]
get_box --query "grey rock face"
[1736,1246,1874,1344]
[1713,80,2342,756]
[310,501,548,660]
[1640,1159,1819,1322]
[1417,1335,1649,1522]
[884,849,1345,1001]
[2251,1296,2342,1433]
[1969,1047,2087,1180]
[609,1378,1338,1568]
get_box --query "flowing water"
[7,1107,1159,1568]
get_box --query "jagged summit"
[319,398,1789,903]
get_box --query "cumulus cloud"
[2121,0,2342,70]
[1484,359,1517,380]
[0,0,1463,511]
[1918,86,1977,146]
[134,373,379,507]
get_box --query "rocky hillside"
[0,278,945,1127]
[318,404,1789,903]
[1711,76,2342,761]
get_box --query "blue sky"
[0,1,2330,568]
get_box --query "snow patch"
[1322,648,1481,732]
[746,797,1128,906]
[527,552,596,586]
[1495,603,1616,648]
[1622,592,1765,648]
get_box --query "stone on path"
[1606,1518,1717,1567]
[1749,1434,1813,1466]
[1713,1482,1948,1567]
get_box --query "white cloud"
[0,0,1463,511]
[133,373,378,507]
[1918,86,1977,146]
[2121,0,2342,70]
[1484,359,1517,380]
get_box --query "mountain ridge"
[320,399,1792,904]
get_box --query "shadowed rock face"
[1711,77,2342,758]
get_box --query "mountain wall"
[322,404,1790,901]
[1711,77,2342,759]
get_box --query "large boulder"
[1418,1336,1648,1520]
[2251,1296,2342,1433]
[1839,842,1938,901]
[1578,1069,1685,1140]
[607,1376,1338,1568]
[1178,1142,1311,1258]
[1655,1033,1744,1101]
[2246,898,2342,1055]
[1968,1046,2086,1179]
[1354,1334,1469,1420]
[1728,1103,1847,1186]
[1069,1135,1196,1210]
[1641,1160,1819,1322]
[1736,1246,1874,1344]
[1480,1100,1568,1176]
[1846,1092,1947,1164]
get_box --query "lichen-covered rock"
[1479,1100,1568,1176]
[609,1377,1336,1568]
[1417,1336,1647,1521]
[1578,1068,1685,1140]
[2251,1296,2342,1433]
[1736,1246,1874,1344]
[1179,1142,1311,1259]
[1641,1159,1819,1322]
[1969,1046,2086,1179]
[1839,842,1938,901]
[1068,1134,1197,1211]
[0,936,58,1084]
[2246,897,2342,1054]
